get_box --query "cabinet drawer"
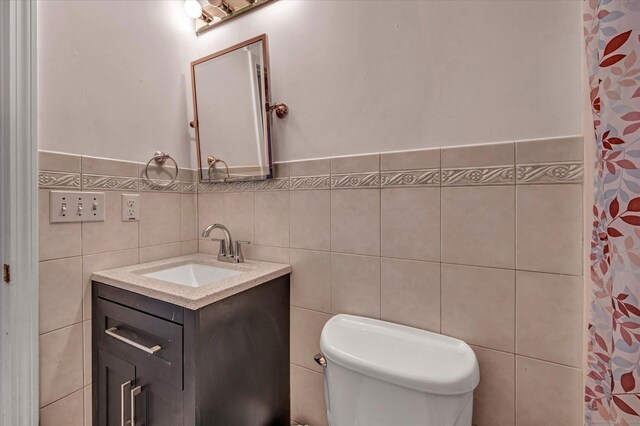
[96,298,183,390]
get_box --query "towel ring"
[207,156,230,181]
[144,151,178,188]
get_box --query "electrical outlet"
[49,191,105,223]
[122,194,139,221]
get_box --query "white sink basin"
[143,263,242,287]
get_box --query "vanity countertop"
[92,253,291,310]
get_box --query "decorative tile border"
[38,171,81,189]
[38,147,585,194]
[178,182,198,193]
[224,181,258,192]
[255,178,290,191]
[197,182,226,193]
[82,174,139,191]
[192,161,581,191]
[40,161,584,193]
[290,175,331,190]
[381,169,440,187]
[441,166,515,186]
[197,181,256,193]
[516,162,584,184]
[131,178,196,193]
[139,178,181,192]
[40,171,195,193]
[331,172,380,189]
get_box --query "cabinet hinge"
[3,264,10,284]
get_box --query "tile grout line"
[329,171,333,316]
[39,320,84,338]
[513,352,583,370]
[379,154,382,319]
[80,161,87,426]
[512,142,517,355]
[288,171,292,267]
[290,303,333,317]
[512,142,517,425]
[39,387,84,412]
[439,149,443,334]
[293,362,324,377]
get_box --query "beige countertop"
[91,253,291,310]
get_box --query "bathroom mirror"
[191,34,273,183]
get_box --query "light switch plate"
[121,193,140,221]
[49,191,105,223]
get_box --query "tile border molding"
[331,172,380,189]
[441,166,514,186]
[38,171,81,189]
[39,137,584,192]
[39,171,197,193]
[256,178,291,191]
[380,169,440,187]
[197,163,582,193]
[290,176,331,190]
[82,174,138,191]
[516,162,584,184]
[197,181,256,193]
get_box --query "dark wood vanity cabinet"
[92,275,290,426]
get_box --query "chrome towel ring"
[144,151,178,188]
[207,156,230,181]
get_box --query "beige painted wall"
[38,0,583,165]
[37,1,197,167]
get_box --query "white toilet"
[317,315,480,426]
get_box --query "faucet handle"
[234,241,251,263]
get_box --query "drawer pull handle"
[105,327,162,354]
[131,385,142,426]
[120,381,131,426]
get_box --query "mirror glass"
[191,35,272,182]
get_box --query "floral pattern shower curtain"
[585,0,640,424]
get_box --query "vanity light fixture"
[207,0,232,16]
[184,0,203,18]
[184,0,214,23]
[183,0,277,36]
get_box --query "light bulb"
[184,0,203,19]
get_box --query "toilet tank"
[319,315,480,426]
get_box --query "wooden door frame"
[0,0,39,424]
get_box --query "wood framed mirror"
[190,34,273,183]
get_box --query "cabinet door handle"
[131,385,142,426]
[105,327,162,354]
[120,381,131,426]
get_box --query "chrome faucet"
[201,224,249,263]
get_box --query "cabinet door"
[98,349,136,426]
[132,370,184,426]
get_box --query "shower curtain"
[585,0,640,424]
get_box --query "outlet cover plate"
[122,193,140,221]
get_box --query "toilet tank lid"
[320,315,479,395]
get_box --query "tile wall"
[197,136,585,426]
[37,151,198,425]
[38,135,585,426]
